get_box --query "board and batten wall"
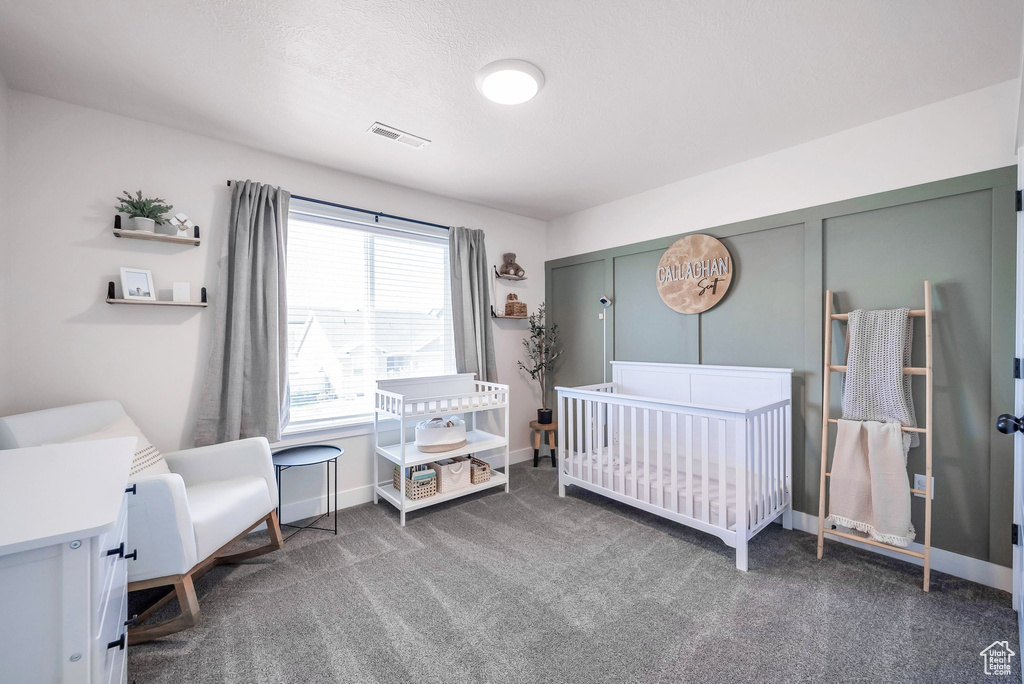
[546,167,1017,568]
[3,91,547,522]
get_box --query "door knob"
[997,413,1023,434]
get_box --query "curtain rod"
[226,180,450,231]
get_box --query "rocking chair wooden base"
[127,510,284,645]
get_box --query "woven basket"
[505,293,527,317]
[393,467,437,500]
[429,457,472,493]
[470,457,491,484]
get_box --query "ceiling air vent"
[367,122,430,149]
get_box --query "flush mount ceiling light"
[475,59,544,105]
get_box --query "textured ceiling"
[0,0,1020,219]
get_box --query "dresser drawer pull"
[106,542,125,558]
[125,484,137,495]
[107,633,125,651]
[124,548,138,561]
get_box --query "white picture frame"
[120,267,156,301]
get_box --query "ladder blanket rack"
[816,281,933,591]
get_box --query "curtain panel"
[195,180,290,445]
[449,226,497,383]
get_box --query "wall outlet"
[913,474,934,499]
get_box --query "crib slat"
[685,415,693,518]
[718,418,727,527]
[763,413,770,521]
[576,398,584,480]
[773,407,781,512]
[626,405,634,497]
[596,399,604,488]
[746,419,753,529]
[618,404,626,495]
[643,409,651,504]
[670,414,678,514]
[755,415,763,523]
[701,416,710,523]
[656,411,664,509]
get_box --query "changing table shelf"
[373,373,511,525]
[376,470,508,512]
[375,429,507,467]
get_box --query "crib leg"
[782,508,793,531]
[735,539,749,572]
[558,473,566,498]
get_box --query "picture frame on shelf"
[120,267,156,301]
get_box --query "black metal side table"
[272,444,343,541]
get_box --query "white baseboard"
[279,447,534,524]
[787,510,1012,592]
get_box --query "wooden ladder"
[816,280,933,591]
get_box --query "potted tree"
[116,190,172,233]
[517,302,562,424]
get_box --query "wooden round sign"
[656,234,733,314]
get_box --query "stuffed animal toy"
[499,252,525,278]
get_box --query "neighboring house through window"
[285,198,456,431]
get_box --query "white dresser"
[0,437,135,684]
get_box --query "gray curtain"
[195,180,290,446]
[449,226,497,382]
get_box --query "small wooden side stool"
[529,420,558,468]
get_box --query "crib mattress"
[565,452,738,529]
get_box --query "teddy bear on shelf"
[499,252,525,278]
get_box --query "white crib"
[556,361,793,570]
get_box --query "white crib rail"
[556,384,791,570]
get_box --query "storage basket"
[393,467,437,500]
[505,293,527,317]
[470,457,491,484]
[429,457,472,493]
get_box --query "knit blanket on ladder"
[841,308,918,451]
[826,308,918,547]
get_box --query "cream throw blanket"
[827,419,915,546]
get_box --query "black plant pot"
[537,408,553,424]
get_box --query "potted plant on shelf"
[517,301,562,424]
[115,190,172,233]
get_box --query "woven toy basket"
[429,457,472,493]
[505,293,527,317]
[470,457,491,484]
[393,467,437,500]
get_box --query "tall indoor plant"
[517,302,562,424]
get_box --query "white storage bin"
[429,457,472,493]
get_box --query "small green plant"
[517,302,562,409]
[116,190,173,224]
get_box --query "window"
[285,199,456,430]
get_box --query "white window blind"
[285,200,456,430]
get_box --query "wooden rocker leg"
[128,575,200,645]
[214,511,284,564]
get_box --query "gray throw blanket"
[841,308,918,452]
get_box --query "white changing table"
[373,374,510,525]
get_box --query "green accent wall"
[545,167,1016,566]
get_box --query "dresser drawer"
[93,495,130,612]
[93,584,127,684]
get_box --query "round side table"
[272,444,343,541]
[529,420,558,468]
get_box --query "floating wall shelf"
[105,282,208,308]
[113,215,201,246]
[492,265,526,281]
[490,306,527,320]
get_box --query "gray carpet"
[128,462,1019,683]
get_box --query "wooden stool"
[529,420,558,468]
